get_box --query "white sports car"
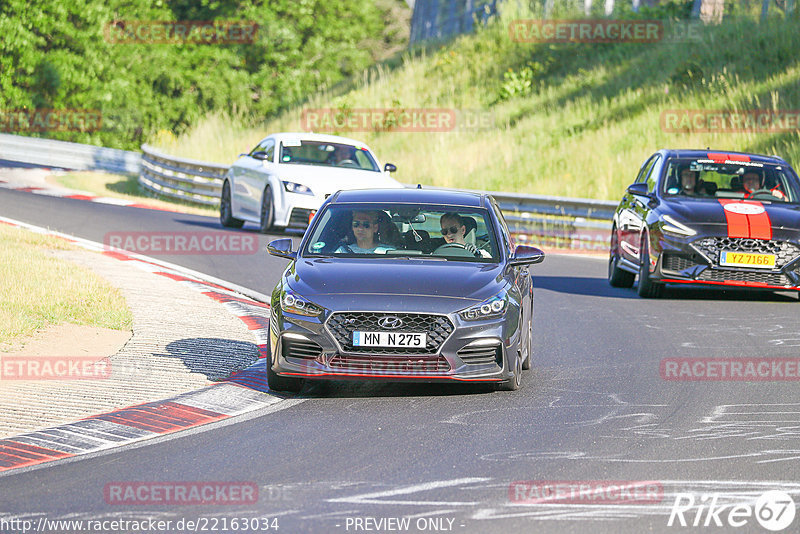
[220,132,401,232]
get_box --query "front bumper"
[653,233,800,290]
[274,191,324,229]
[268,310,517,383]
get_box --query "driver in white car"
[439,213,490,257]
[328,144,355,166]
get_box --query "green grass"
[0,224,133,348]
[49,171,217,216]
[152,5,800,201]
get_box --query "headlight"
[283,181,313,195]
[459,290,508,321]
[661,214,697,237]
[280,288,323,317]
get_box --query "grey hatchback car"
[266,188,544,392]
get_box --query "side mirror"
[251,151,269,161]
[509,245,545,266]
[626,182,651,197]
[267,238,297,260]
[384,163,397,173]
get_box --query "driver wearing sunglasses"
[335,210,397,254]
[440,213,489,257]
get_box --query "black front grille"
[329,354,450,373]
[697,269,790,286]
[663,253,701,272]
[288,208,314,228]
[327,312,454,355]
[282,338,323,361]
[692,237,800,268]
[457,343,501,365]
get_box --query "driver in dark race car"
[743,170,786,200]
[439,212,490,257]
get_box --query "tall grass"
[154,5,800,200]
[0,225,133,347]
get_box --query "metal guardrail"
[0,133,613,251]
[139,144,227,206]
[0,133,140,174]
[491,190,613,252]
[418,185,614,251]
[138,145,614,249]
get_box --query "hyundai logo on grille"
[378,316,403,329]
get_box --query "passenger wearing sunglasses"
[335,210,397,254]
[439,213,490,257]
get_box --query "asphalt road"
[1,187,799,534]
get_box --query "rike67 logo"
[668,491,796,531]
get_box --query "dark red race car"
[609,149,800,298]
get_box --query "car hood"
[661,198,800,233]
[286,258,505,311]
[273,165,403,196]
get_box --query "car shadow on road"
[659,286,798,302]
[300,379,499,398]
[534,275,640,299]
[535,275,798,302]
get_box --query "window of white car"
[279,141,380,172]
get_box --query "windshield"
[661,157,800,202]
[302,203,500,261]
[279,140,379,172]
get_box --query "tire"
[498,349,523,391]
[608,225,634,288]
[259,185,275,234]
[266,338,304,393]
[637,232,664,298]
[220,180,244,229]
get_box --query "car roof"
[271,132,375,149]
[330,188,487,207]
[661,149,788,165]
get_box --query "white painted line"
[327,477,492,506]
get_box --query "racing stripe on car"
[747,207,772,240]
[718,200,750,238]
[718,200,772,239]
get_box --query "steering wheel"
[746,189,777,199]
[336,159,359,168]
[433,242,475,257]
